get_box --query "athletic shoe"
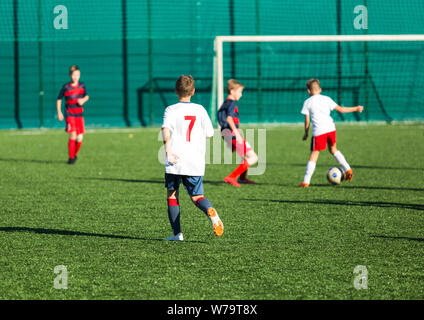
[298,182,309,188]
[224,176,241,187]
[237,178,256,184]
[165,232,184,241]
[207,208,224,237]
[67,158,76,165]
[345,169,353,181]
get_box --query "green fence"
[1,0,423,129]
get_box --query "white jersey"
[162,102,214,176]
[301,94,338,136]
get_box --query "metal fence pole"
[38,0,44,128]
[122,0,130,126]
[13,0,22,129]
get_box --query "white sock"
[303,161,316,184]
[333,150,351,172]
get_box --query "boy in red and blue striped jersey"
[56,65,89,164]
[218,79,258,187]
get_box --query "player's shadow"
[287,163,424,171]
[241,198,424,211]
[312,184,424,192]
[78,177,163,184]
[370,235,424,242]
[0,226,206,243]
[78,176,223,186]
[0,157,64,164]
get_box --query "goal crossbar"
[212,34,424,124]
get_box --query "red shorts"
[221,130,253,157]
[65,116,85,135]
[231,138,253,157]
[311,131,336,151]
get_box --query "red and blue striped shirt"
[57,82,87,117]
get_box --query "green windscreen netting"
[0,0,423,128]
[220,40,424,123]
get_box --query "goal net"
[211,35,424,125]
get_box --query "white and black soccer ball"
[326,167,345,185]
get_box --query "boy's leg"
[191,195,212,217]
[300,133,329,187]
[68,131,77,163]
[329,144,350,172]
[300,151,319,186]
[75,134,83,156]
[183,177,223,237]
[329,142,353,181]
[239,149,258,183]
[225,140,257,186]
[165,174,183,239]
[167,190,181,236]
[328,131,353,181]
[75,117,85,158]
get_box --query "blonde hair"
[306,78,321,93]
[69,65,80,75]
[227,79,244,94]
[175,75,195,97]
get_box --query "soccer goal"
[211,35,424,125]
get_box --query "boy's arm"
[334,105,364,113]
[56,99,64,121]
[204,111,214,139]
[161,127,178,164]
[226,115,243,143]
[302,114,310,141]
[77,95,89,106]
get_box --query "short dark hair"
[69,65,79,75]
[306,78,320,92]
[175,75,195,97]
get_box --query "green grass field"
[1,123,423,300]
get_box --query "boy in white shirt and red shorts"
[299,79,364,188]
[161,75,224,240]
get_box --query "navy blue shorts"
[165,173,204,196]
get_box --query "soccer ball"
[326,167,345,185]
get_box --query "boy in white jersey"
[299,79,364,187]
[161,75,223,240]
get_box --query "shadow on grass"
[287,163,424,171]
[371,235,424,242]
[241,199,424,211]
[83,177,424,193]
[0,226,206,243]
[77,176,224,186]
[0,157,64,164]
[311,184,424,192]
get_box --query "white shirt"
[301,94,338,136]
[162,102,214,176]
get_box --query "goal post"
[212,34,424,125]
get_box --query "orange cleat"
[298,182,310,188]
[207,208,224,237]
[224,176,241,187]
[345,169,353,181]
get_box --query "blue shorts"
[165,173,204,196]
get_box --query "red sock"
[75,141,82,155]
[68,139,76,159]
[228,159,250,179]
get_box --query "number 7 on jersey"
[184,116,196,142]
